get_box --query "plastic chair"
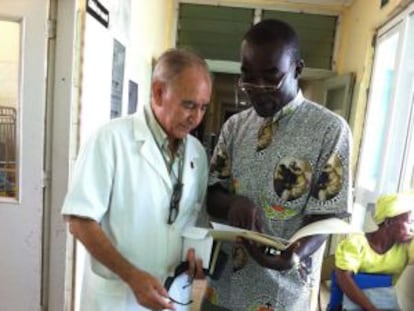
[327,271,393,311]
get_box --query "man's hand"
[186,249,208,311]
[186,248,205,279]
[241,239,297,271]
[228,195,263,231]
[67,216,175,309]
[127,268,175,310]
[207,186,262,232]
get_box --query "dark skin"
[239,40,300,117]
[207,39,331,271]
[335,211,414,311]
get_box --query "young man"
[205,19,352,311]
[62,48,212,311]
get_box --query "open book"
[181,217,360,273]
[209,217,359,250]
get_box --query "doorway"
[0,1,49,310]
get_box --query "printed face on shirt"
[152,66,211,140]
[240,40,302,118]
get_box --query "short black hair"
[244,19,301,61]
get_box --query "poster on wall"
[110,39,125,119]
[86,0,109,28]
[128,80,138,114]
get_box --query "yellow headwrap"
[373,192,414,225]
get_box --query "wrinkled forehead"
[240,40,293,72]
[169,65,212,89]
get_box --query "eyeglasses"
[168,275,194,306]
[166,262,195,306]
[238,64,294,94]
[238,73,288,94]
[168,182,183,225]
[169,295,193,306]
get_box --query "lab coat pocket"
[81,268,129,311]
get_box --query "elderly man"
[205,19,352,311]
[62,48,212,311]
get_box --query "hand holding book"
[181,217,360,274]
[209,217,359,250]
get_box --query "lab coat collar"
[132,109,201,189]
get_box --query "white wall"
[79,0,174,141]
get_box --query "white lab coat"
[62,111,208,311]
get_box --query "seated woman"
[334,193,413,311]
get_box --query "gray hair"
[152,48,211,85]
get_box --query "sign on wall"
[128,80,138,114]
[86,0,109,28]
[110,39,125,119]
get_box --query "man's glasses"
[168,274,193,306]
[238,71,288,94]
[169,295,193,306]
[238,63,295,95]
[165,261,195,306]
[168,182,183,225]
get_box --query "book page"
[182,227,214,269]
[210,218,359,250]
[288,218,359,244]
[210,222,290,250]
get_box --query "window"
[354,4,414,230]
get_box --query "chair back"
[326,271,393,311]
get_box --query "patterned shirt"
[207,91,352,311]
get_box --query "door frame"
[43,0,78,310]
[0,1,50,309]
[322,73,355,122]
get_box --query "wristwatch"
[290,252,301,270]
[263,246,281,256]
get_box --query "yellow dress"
[335,233,409,283]
[408,239,414,264]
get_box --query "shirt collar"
[144,105,185,158]
[271,89,304,123]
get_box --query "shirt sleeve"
[195,143,210,228]
[61,127,115,222]
[305,115,352,216]
[208,117,235,191]
[335,234,364,274]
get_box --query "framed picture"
[110,39,125,119]
[128,80,138,114]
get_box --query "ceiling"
[181,0,355,8]
[284,0,353,5]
